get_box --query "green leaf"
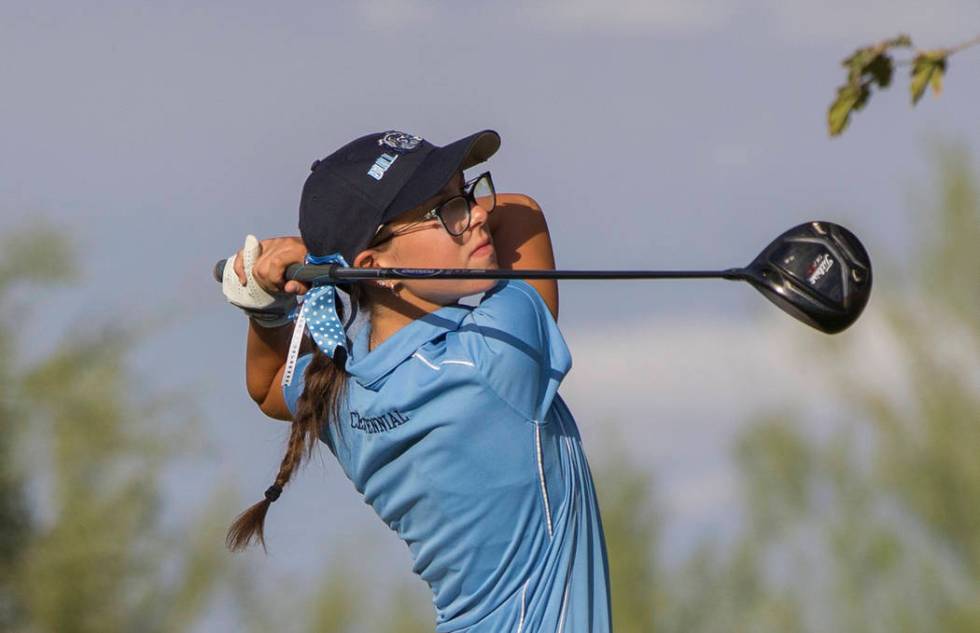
[865,54,893,88]
[842,47,876,85]
[885,33,913,49]
[841,34,910,87]
[910,50,948,105]
[828,83,870,137]
[830,34,911,136]
[930,65,944,96]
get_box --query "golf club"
[214,220,872,334]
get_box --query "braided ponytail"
[226,284,367,552]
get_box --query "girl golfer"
[222,130,611,632]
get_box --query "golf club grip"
[211,259,314,283]
[212,259,343,283]
[211,259,743,283]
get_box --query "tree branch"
[947,33,980,55]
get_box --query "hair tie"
[264,484,283,503]
[282,252,352,388]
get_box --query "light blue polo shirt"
[284,279,611,632]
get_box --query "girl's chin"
[410,279,498,305]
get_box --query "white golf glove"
[222,235,298,328]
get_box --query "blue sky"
[3,0,979,614]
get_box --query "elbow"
[249,367,292,421]
[246,360,285,408]
[259,396,292,421]
[246,375,272,407]
[249,382,292,421]
[248,367,293,420]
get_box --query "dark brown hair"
[225,283,370,552]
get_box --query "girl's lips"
[472,242,494,258]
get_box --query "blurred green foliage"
[595,146,980,631]
[827,34,980,136]
[0,223,233,633]
[309,568,432,633]
[3,145,977,632]
[0,253,35,630]
[0,223,436,632]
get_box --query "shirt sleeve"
[460,279,572,422]
[282,352,314,417]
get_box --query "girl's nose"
[469,201,492,228]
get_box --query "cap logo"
[367,152,398,181]
[379,131,423,153]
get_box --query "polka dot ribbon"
[281,252,351,388]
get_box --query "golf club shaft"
[213,259,747,283]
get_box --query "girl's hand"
[233,236,310,295]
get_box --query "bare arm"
[245,322,294,420]
[236,236,310,420]
[488,193,559,321]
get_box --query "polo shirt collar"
[344,302,472,388]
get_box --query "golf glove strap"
[222,235,298,328]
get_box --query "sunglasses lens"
[441,197,470,235]
[473,175,495,212]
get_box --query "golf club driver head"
[743,221,872,334]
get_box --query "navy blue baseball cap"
[299,129,500,264]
